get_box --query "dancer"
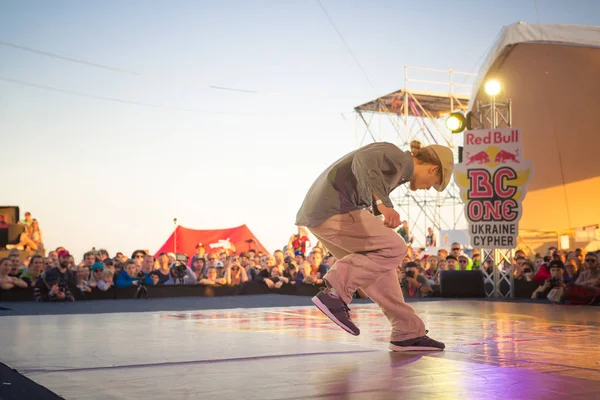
[296,140,454,351]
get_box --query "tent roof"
[468,22,600,233]
[469,22,600,109]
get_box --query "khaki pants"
[309,209,426,342]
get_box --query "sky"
[1,0,599,260]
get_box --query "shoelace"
[341,302,351,318]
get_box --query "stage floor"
[0,300,599,399]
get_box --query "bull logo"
[494,149,519,164]
[465,151,490,165]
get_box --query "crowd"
[1,213,599,305]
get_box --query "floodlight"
[445,112,466,133]
[484,79,501,96]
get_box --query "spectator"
[296,251,326,286]
[564,259,580,283]
[282,256,298,284]
[425,227,436,247]
[115,252,128,263]
[457,254,470,271]
[513,256,527,279]
[47,250,59,268]
[472,250,481,269]
[273,250,285,272]
[437,248,448,260]
[401,262,432,298]
[244,254,261,281]
[263,266,290,290]
[194,243,206,260]
[215,261,227,279]
[33,269,74,302]
[76,265,92,292]
[450,243,462,259]
[153,253,171,284]
[289,227,310,254]
[20,254,44,287]
[97,249,109,261]
[82,252,96,271]
[397,220,410,243]
[190,256,206,281]
[446,255,458,271]
[294,251,305,267]
[20,212,33,226]
[116,260,141,288]
[199,266,226,286]
[531,260,566,302]
[165,262,197,285]
[141,255,159,285]
[424,256,439,279]
[226,262,248,286]
[0,258,28,290]
[7,249,24,277]
[167,252,177,266]
[28,219,44,252]
[67,255,77,271]
[516,261,535,282]
[47,250,77,287]
[433,259,447,285]
[7,222,40,252]
[88,262,104,288]
[97,269,114,291]
[575,253,600,288]
[131,250,148,270]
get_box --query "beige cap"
[428,145,455,192]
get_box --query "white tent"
[468,22,600,234]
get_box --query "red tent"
[155,224,269,258]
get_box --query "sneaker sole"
[388,343,444,352]
[311,295,359,336]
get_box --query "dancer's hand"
[377,203,401,229]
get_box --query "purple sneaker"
[389,331,445,352]
[311,288,360,336]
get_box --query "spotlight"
[445,112,466,133]
[484,79,501,96]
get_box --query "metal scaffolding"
[353,66,477,247]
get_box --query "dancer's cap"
[427,145,455,192]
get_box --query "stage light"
[445,112,466,133]
[484,79,501,96]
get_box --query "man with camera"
[165,261,197,285]
[531,260,566,302]
[33,269,75,302]
[401,262,432,298]
[45,250,78,288]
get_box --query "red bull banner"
[454,128,533,248]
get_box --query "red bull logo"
[494,149,519,164]
[465,151,490,165]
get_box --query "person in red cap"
[46,250,78,288]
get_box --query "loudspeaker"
[439,270,486,298]
[0,224,25,247]
[0,206,20,225]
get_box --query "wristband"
[375,200,383,205]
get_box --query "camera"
[172,262,187,280]
[405,270,415,279]
[136,271,147,285]
[548,277,560,288]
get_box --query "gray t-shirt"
[296,142,414,227]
